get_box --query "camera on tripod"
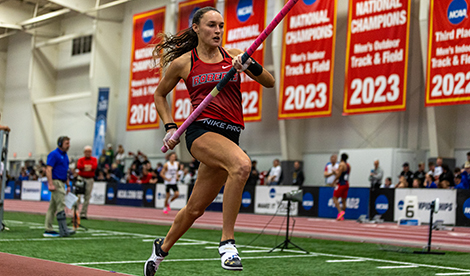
[74,177,86,195]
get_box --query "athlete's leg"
[164,192,170,207]
[333,197,342,213]
[190,132,251,242]
[161,163,227,252]
[170,190,180,202]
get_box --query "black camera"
[74,178,86,195]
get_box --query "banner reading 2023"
[343,0,411,115]
[223,0,266,122]
[278,0,336,119]
[172,0,216,125]
[127,8,165,131]
[426,0,470,106]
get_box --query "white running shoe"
[219,241,243,270]
[144,238,167,276]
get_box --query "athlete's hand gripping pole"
[161,0,299,152]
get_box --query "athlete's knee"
[185,204,205,220]
[231,158,251,182]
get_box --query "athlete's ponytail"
[152,7,221,69]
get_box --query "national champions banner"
[172,0,216,125]
[278,0,336,119]
[223,0,266,122]
[127,8,165,131]
[425,0,470,106]
[343,0,411,115]
[92,88,109,157]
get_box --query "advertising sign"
[254,186,299,216]
[318,187,370,219]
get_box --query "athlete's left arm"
[227,48,275,88]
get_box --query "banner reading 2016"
[223,0,266,122]
[278,0,336,119]
[127,8,165,131]
[343,0,410,115]
[426,0,470,106]
[172,0,216,125]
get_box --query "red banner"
[127,8,165,131]
[343,0,411,115]
[223,0,266,122]
[426,0,470,106]
[172,0,216,125]
[278,0,336,119]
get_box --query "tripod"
[269,199,309,254]
[69,192,88,231]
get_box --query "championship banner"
[92,88,109,157]
[343,0,411,115]
[172,0,216,125]
[278,0,336,119]
[425,0,470,106]
[127,8,165,131]
[223,0,266,122]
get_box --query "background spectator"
[413,162,426,188]
[465,152,470,169]
[105,143,114,164]
[439,164,454,188]
[292,161,304,187]
[455,164,469,189]
[369,159,383,190]
[380,177,395,188]
[434,157,443,180]
[246,160,259,186]
[267,159,282,185]
[395,175,408,188]
[400,163,413,188]
[424,174,437,188]
[324,154,338,187]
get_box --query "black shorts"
[165,184,179,193]
[185,118,242,154]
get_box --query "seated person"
[395,175,408,188]
[424,174,437,188]
[379,177,395,188]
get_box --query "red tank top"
[185,47,244,127]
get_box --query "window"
[71,35,93,56]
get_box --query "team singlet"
[185,47,244,127]
[164,161,179,185]
[338,163,350,186]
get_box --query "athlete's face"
[193,11,224,47]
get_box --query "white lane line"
[326,259,365,263]
[436,273,470,275]
[377,265,419,269]
[70,254,318,265]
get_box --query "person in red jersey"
[144,7,274,275]
[332,153,351,221]
[75,146,97,220]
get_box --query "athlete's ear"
[192,23,199,35]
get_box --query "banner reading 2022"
[343,0,410,115]
[278,0,336,119]
[127,8,165,131]
[172,0,216,125]
[223,0,266,122]
[426,0,470,106]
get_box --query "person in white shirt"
[160,153,180,214]
[324,154,339,186]
[380,177,395,188]
[433,157,443,180]
[267,159,282,185]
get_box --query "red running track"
[4,199,470,252]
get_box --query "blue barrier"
[318,187,370,219]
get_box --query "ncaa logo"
[237,0,253,23]
[375,195,389,214]
[142,19,155,43]
[107,187,115,200]
[463,198,470,219]
[302,193,314,211]
[145,188,154,203]
[241,191,252,208]
[303,0,317,5]
[269,188,276,198]
[398,200,404,211]
[448,0,468,25]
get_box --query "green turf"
[1,211,470,276]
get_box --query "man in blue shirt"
[455,164,470,189]
[44,136,75,237]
